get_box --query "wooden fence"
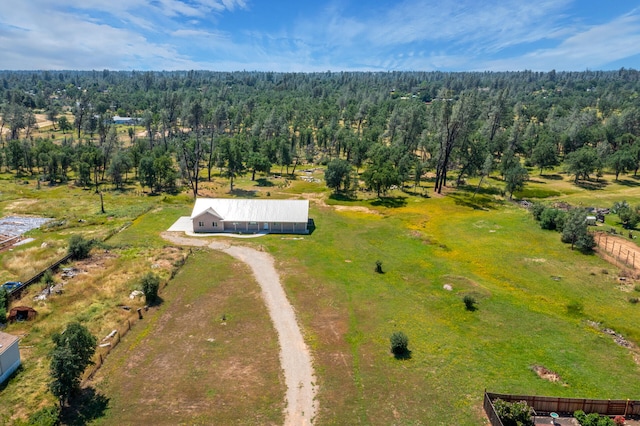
[484,391,640,421]
[82,314,136,385]
[595,232,638,270]
[0,235,21,251]
[484,392,504,426]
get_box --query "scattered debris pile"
[531,365,565,384]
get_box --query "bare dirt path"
[161,232,317,425]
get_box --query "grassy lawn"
[260,177,640,424]
[90,248,285,426]
[3,167,640,425]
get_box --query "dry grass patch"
[89,248,284,425]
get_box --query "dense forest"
[1,69,640,198]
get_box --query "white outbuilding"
[190,198,310,234]
[0,331,21,385]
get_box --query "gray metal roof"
[0,332,18,357]
[191,198,309,223]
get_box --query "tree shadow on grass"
[449,193,499,211]
[255,178,274,187]
[229,188,258,197]
[146,295,164,308]
[392,349,412,360]
[61,387,109,426]
[617,178,640,187]
[539,174,564,180]
[328,192,358,202]
[370,196,407,208]
[575,180,608,190]
[402,188,430,198]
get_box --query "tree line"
[1,69,639,197]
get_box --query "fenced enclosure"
[595,232,640,270]
[484,391,640,425]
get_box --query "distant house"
[191,198,309,234]
[0,331,21,385]
[112,116,140,125]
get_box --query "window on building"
[212,222,217,227]
[198,221,204,227]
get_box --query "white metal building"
[0,331,20,385]
[191,198,309,234]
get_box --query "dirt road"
[161,232,317,425]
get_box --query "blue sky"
[1,0,639,71]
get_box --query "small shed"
[0,331,21,385]
[586,216,597,226]
[8,306,37,322]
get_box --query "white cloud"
[0,0,639,71]
[480,11,640,71]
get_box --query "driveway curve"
[161,232,317,425]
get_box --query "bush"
[390,331,408,356]
[375,260,383,274]
[530,202,546,221]
[27,405,60,426]
[567,301,584,316]
[67,234,93,260]
[539,208,562,230]
[463,295,477,311]
[574,410,616,426]
[492,399,534,426]
[140,272,160,305]
[0,288,7,324]
[41,269,55,287]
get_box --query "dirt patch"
[531,365,565,384]
[594,232,640,275]
[333,205,380,215]
[302,192,328,207]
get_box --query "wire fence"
[594,232,639,270]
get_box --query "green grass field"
[2,168,640,425]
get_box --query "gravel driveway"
[161,232,317,425]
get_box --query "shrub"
[629,297,639,304]
[0,288,7,324]
[27,405,60,426]
[140,272,160,305]
[567,301,584,316]
[67,234,93,260]
[530,202,546,221]
[539,208,561,230]
[375,260,383,274]
[492,399,534,426]
[614,415,626,426]
[390,331,408,356]
[574,410,616,426]
[463,295,477,311]
[41,269,55,287]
